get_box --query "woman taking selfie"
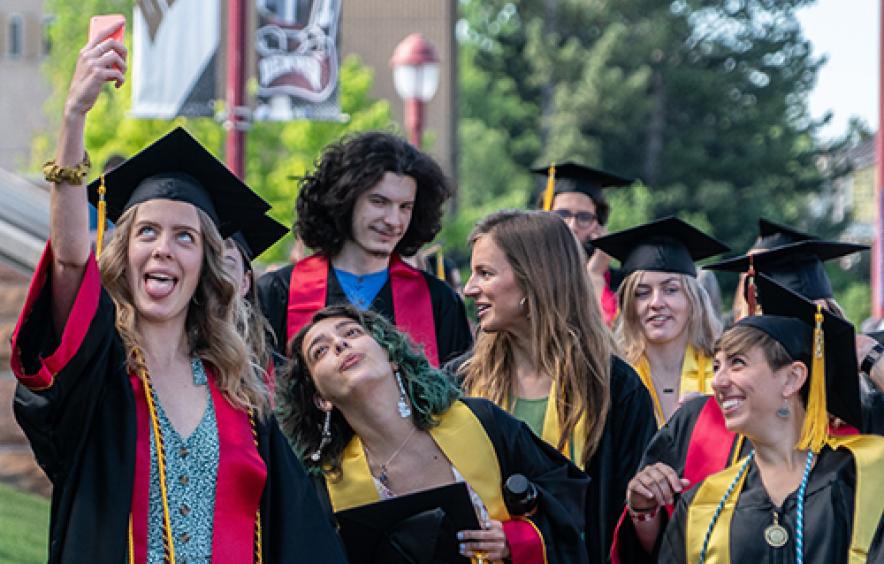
[11,25,344,563]
[456,209,656,564]
[592,216,729,426]
[277,304,590,563]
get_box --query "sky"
[797,0,879,140]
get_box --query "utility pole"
[225,0,247,178]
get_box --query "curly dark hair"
[275,304,461,478]
[294,131,453,256]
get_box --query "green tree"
[456,0,862,301]
[35,0,393,263]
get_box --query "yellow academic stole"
[685,435,884,564]
[635,344,714,427]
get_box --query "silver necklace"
[367,426,417,492]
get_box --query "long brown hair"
[99,204,270,417]
[615,271,722,366]
[460,210,614,464]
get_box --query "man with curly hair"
[257,131,472,365]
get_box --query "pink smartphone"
[89,14,125,46]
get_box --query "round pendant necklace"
[764,511,788,547]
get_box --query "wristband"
[627,501,659,521]
[861,342,884,377]
[43,152,91,185]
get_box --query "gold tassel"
[797,304,829,453]
[542,163,556,211]
[96,173,107,259]
[436,247,445,280]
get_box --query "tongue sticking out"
[144,276,175,299]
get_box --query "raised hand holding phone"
[67,15,128,115]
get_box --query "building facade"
[0,0,51,171]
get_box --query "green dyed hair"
[275,304,461,478]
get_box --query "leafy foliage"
[35,0,393,264]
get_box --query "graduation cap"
[704,239,868,301]
[589,216,730,278]
[230,214,290,267]
[334,481,481,564]
[736,273,862,450]
[756,218,817,251]
[530,162,634,219]
[86,127,272,256]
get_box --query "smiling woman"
[9,28,346,564]
[593,216,729,426]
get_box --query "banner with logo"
[254,0,343,121]
[131,0,218,118]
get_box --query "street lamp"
[390,33,440,148]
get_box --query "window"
[9,14,23,58]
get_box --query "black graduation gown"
[445,354,656,564]
[659,446,884,563]
[12,265,347,563]
[313,397,591,564]
[256,262,473,363]
[586,357,657,564]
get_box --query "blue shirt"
[333,267,389,310]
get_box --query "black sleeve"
[257,415,348,562]
[256,265,293,357]
[12,254,120,483]
[589,357,656,564]
[610,395,709,563]
[463,398,590,564]
[425,273,473,365]
[657,489,691,564]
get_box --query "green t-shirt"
[511,396,548,438]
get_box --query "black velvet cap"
[230,214,289,264]
[530,161,634,200]
[590,216,730,277]
[334,482,480,563]
[756,218,817,251]
[736,273,862,428]
[703,240,869,300]
[86,127,271,238]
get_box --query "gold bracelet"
[42,152,91,185]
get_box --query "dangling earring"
[776,399,791,418]
[395,370,412,418]
[310,410,332,461]
[519,297,528,315]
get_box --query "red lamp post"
[390,34,440,149]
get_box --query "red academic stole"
[601,270,618,326]
[129,369,267,564]
[286,253,440,366]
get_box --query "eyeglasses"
[552,209,598,228]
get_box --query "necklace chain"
[366,426,418,491]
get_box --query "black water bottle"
[504,474,540,516]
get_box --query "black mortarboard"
[334,481,480,564]
[756,218,817,251]
[590,216,730,277]
[737,274,862,431]
[704,240,868,300]
[230,214,289,265]
[86,127,271,238]
[530,161,633,206]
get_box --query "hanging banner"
[254,0,343,121]
[131,0,218,118]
